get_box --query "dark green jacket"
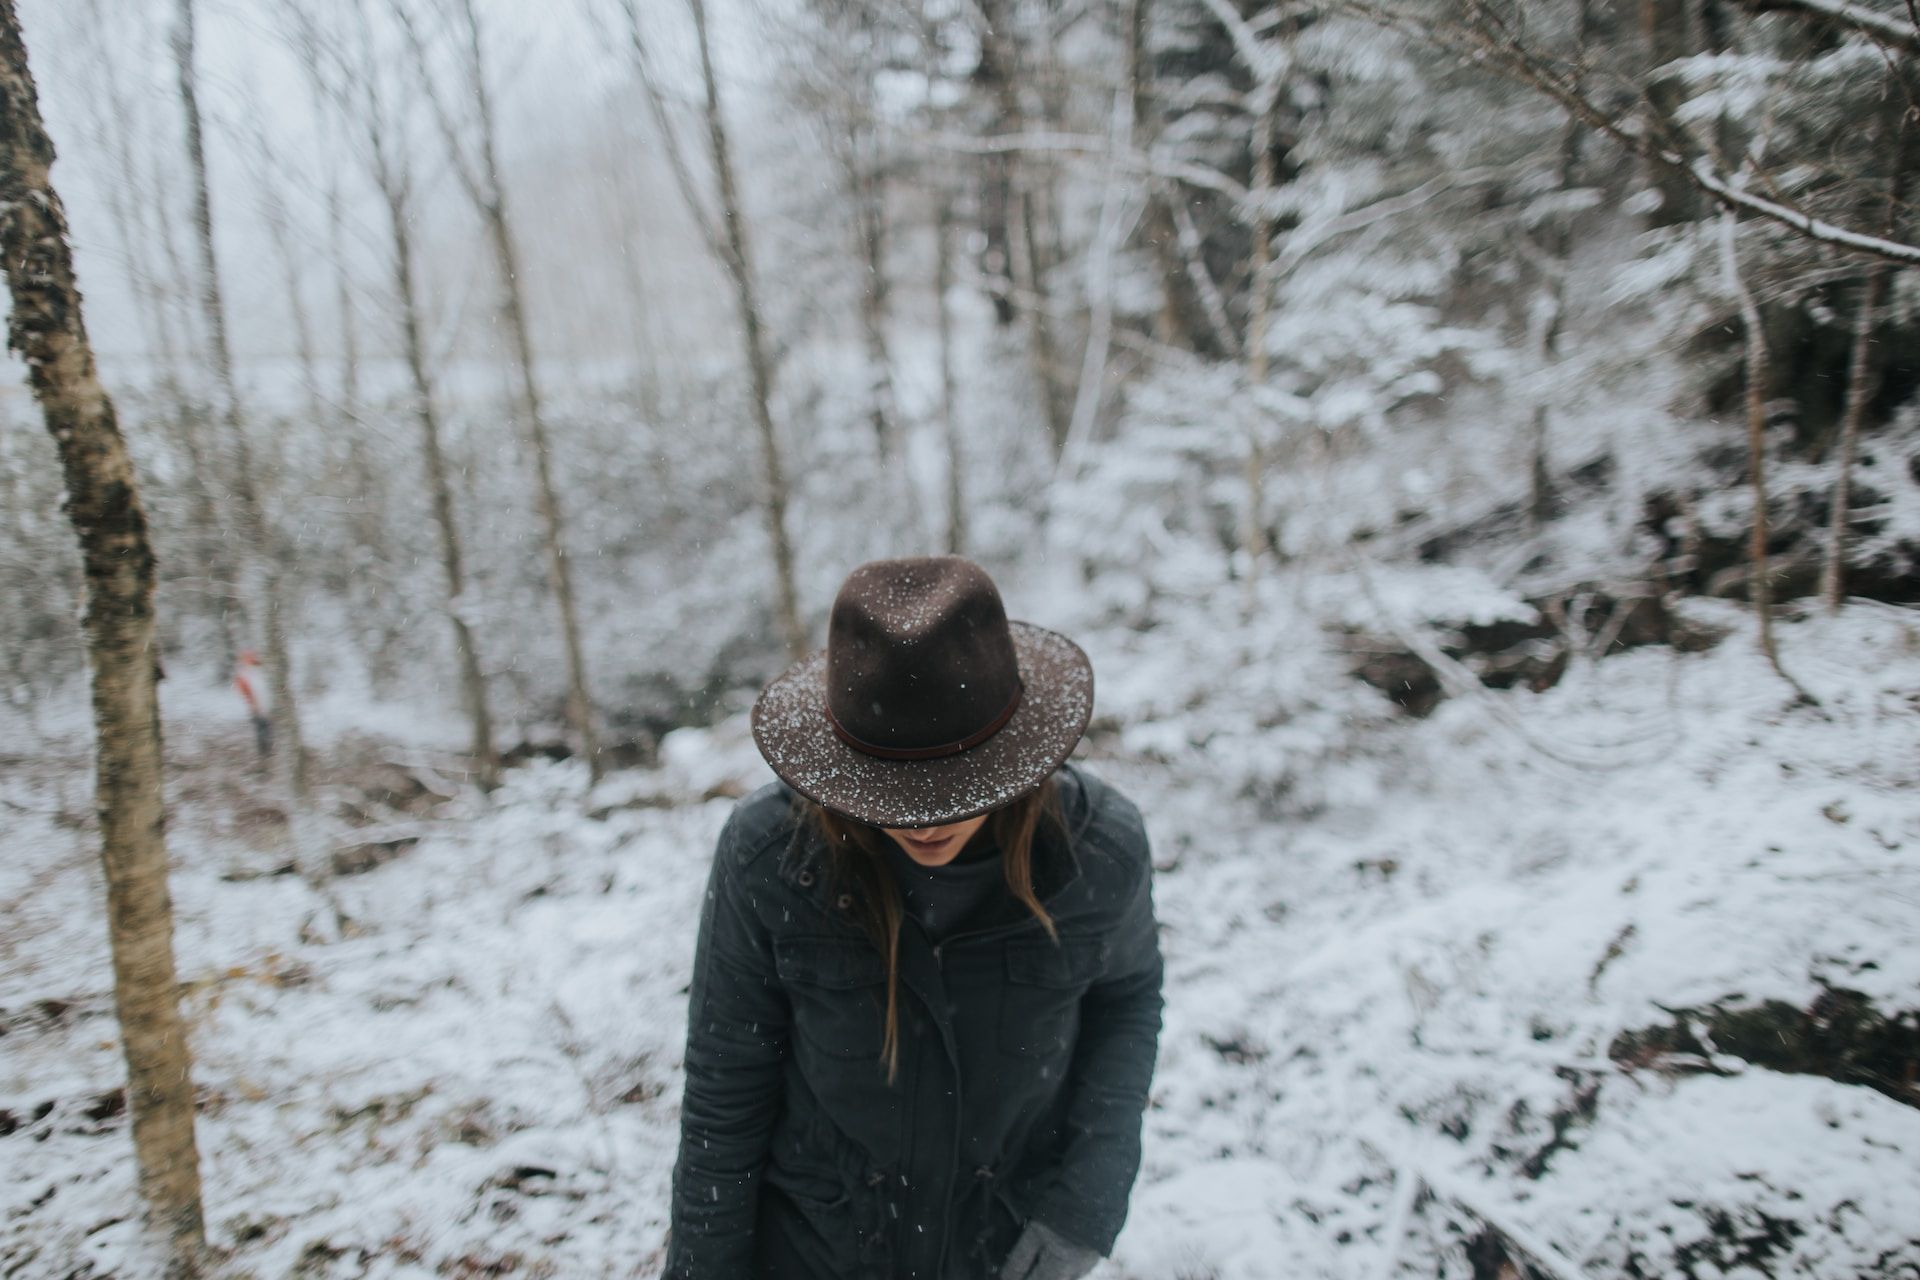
[665,761,1164,1279]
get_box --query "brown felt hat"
[750,555,1094,829]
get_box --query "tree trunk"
[1821,86,1909,611]
[1528,135,1582,530]
[1059,85,1134,484]
[84,7,243,666]
[1718,209,1808,698]
[350,23,501,788]
[1242,87,1277,608]
[852,122,900,472]
[1819,265,1890,610]
[616,0,806,658]
[937,194,967,556]
[1131,0,1211,355]
[257,153,327,439]
[1014,177,1069,459]
[174,0,311,808]
[450,0,602,779]
[975,0,1067,454]
[1640,0,1700,226]
[0,6,208,1269]
[326,170,398,690]
[689,0,808,659]
[389,190,501,788]
[975,0,1017,326]
[1530,0,1590,532]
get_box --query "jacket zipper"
[926,885,1084,1277]
[915,765,1098,1278]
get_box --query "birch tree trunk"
[0,6,208,1268]
[174,0,312,812]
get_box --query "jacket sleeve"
[1027,838,1165,1255]
[664,809,791,1279]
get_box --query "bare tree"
[284,0,502,786]
[1130,0,1223,356]
[1718,208,1813,700]
[977,0,1070,457]
[392,0,603,775]
[309,40,401,690]
[616,0,807,659]
[1822,91,1911,611]
[1725,0,1920,56]
[1523,0,1592,530]
[1192,0,1286,603]
[1819,264,1891,610]
[0,4,207,1270]
[937,192,968,555]
[1334,0,1920,268]
[786,1,923,543]
[75,0,246,667]
[174,0,314,819]
[1243,82,1278,607]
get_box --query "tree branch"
[915,128,1250,201]
[1331,0,1920,267]
[1730,0,1920,56]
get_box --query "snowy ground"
[3,600,1917,1278]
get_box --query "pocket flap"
[1004,936,1107,987]
[775,937,886,989]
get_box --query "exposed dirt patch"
[1611,986,1920,1109]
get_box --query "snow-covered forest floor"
[5,592,1916,1279]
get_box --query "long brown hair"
[795,773,1068,1082]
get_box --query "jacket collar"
[774,761,1093,914]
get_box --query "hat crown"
[825,556,1022,755]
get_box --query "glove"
[998,1218,1103,1280]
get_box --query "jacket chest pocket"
[776,937,888,1061]
[998,936,1107,1060]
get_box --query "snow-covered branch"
[915,129,1250,201]
[1729,0,1920,55]
[1330,0,1920,268]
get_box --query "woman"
[665,555,1164,1280]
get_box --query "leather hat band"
[823,677,1024,761]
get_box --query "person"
[665,555,1165,1280]
[233,649,272,761]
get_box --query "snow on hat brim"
[750,620,1094,829]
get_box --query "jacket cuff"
[1026,1194,1119,1258]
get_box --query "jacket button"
[836,893,853,910]
[797,869,815,887]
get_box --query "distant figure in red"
[233,650,272,761]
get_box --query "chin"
[899,832,958,865]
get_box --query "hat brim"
[750,620,1094,829]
